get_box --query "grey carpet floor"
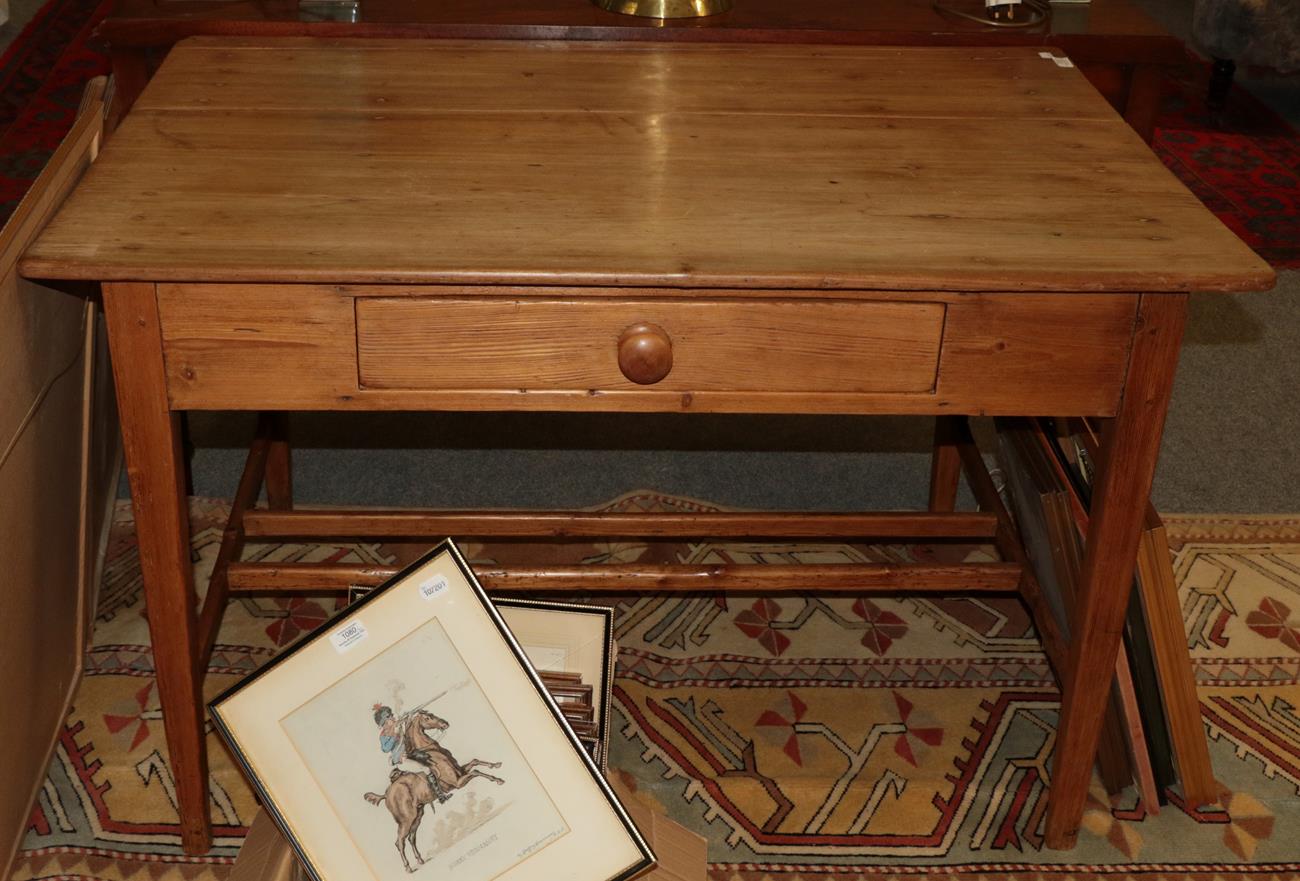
[184,272,1300,515]
[1157,276,1299,511]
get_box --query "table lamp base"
[593,0,732,18]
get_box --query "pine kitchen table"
[21,37,1273,856]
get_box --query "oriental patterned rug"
[1155,68,1300,269]
[10,493,1300,881]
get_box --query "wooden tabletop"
[23,38,1272,293]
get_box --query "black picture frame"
[210,539,654,881]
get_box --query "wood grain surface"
[22,39,1272,293]
[240,508,999,539]
[132,40,1122,117]
[355,297,944,392]
[1045,292,1189,847]
[100,282,211,854]
[156,285,1136,414]
[224,561,1026,593]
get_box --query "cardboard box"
[229,812,304,881]
[231,774,706,881]
[609,773,708,881]
[1,77,121,881]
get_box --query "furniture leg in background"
[1045,292,1189,848]
[106,48,150,133]
[1208,58,1236,112]
[1123,63,1165,145]
[102,282,211,854]
[266,412,293,510]
[928,416,962,512]
[1077,61,1169,145]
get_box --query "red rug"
[0,2,1297,268]
[0,0,111,218]
[1155,69,1300,269]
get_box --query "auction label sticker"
[330,619,368,653]
[419,574,449,601]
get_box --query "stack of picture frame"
[492,600,615,770]
[996,417,1219,812]
[212,541,652,881]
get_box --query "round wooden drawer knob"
[618,323,673,385]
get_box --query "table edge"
[17,259,1278,294]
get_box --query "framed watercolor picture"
[211,540,654,881]
[344,589,615,770]
[494,600,616,771]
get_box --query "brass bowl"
[593,0,732,18]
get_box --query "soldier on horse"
[374,704,452,803]
[365,704,506,872]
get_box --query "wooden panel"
[356,298,943,393]
[23,40,1273,293]
[137,41,1119,120]
[935,293,1138,415]
[159,285,1135,415]
[157,283,357,407]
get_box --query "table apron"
[153,283,1139,416]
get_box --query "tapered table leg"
[928,416,962,511]
[1044,293,1189,848]
[103,282,212,854]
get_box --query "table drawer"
[355,298,946,394]
[158,284,1136,415]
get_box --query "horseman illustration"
[363,704,505,873]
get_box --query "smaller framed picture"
[212,541,653,881]
[495,599,617,771]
